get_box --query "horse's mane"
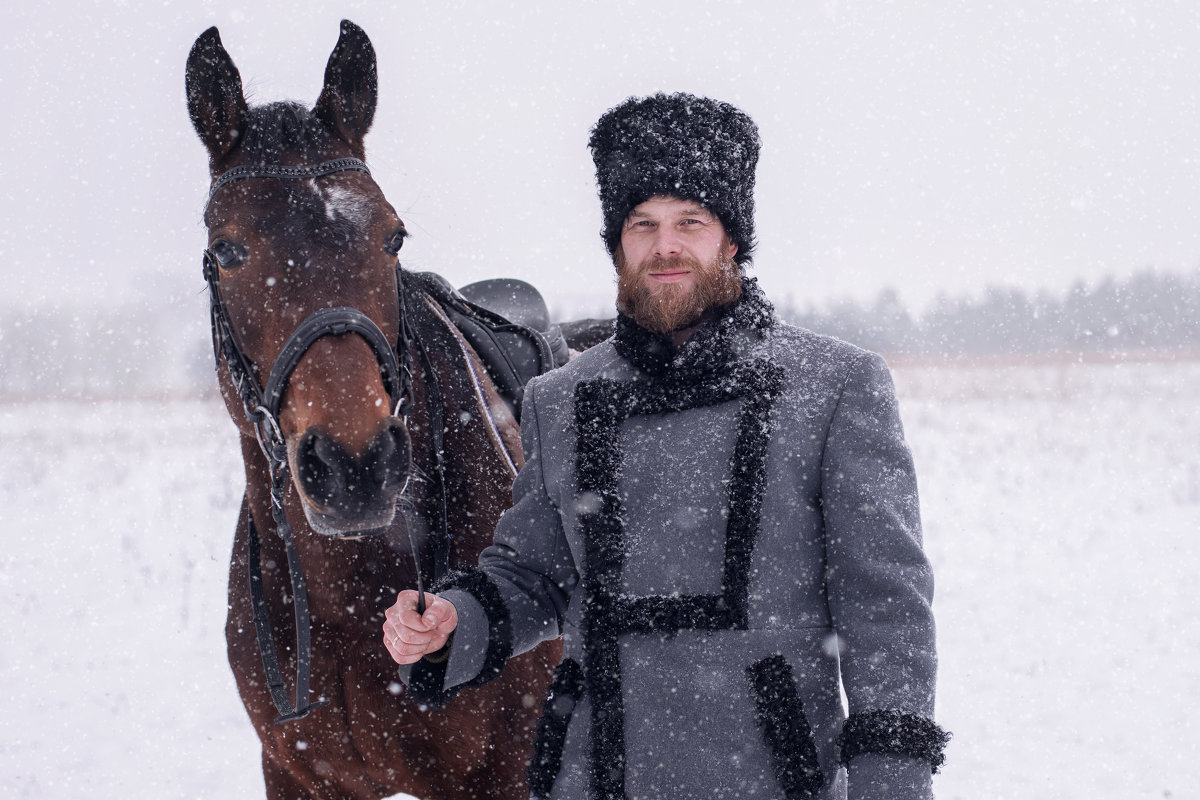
[239,101,330,165]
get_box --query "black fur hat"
[589,92,761,265]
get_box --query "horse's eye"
[383,226,407,256]
[210,240,248,270]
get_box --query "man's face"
[615,195,741,336]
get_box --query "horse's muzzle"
[289,419,410,536]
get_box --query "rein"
[204,157,441,722]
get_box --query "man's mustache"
[636,255,702,275]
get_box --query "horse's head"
[187,21,412,536]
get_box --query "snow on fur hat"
[589,92,761,265]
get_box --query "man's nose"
[651,227,683,258]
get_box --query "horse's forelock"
[217,101,389,266]
[240,101,331,165]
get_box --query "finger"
[383,624,428,662]
[385,637,425,665]
[394,591,442,631]
[383,615,435,645]
[393,637,440,657]
[385,590,424,625]
[382,628,448,665]
[394,626,439,647]
[399,607,431,631]
[421,595,459,634]
[383,611,443,642]
[403,594,457,632]
[381,618,413,644]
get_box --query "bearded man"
[384,93,948,800]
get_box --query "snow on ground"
[1,358,1197,799]
[895,358,1200,799]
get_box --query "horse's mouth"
[300,498,399,538]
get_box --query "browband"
[205,157,371,208]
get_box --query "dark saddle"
[408,272,571,421]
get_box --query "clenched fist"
[382,590,459,665]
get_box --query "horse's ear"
[185,26,247,163]
[314,20,377,155]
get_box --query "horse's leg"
[463,762,525,800]
[260,751,369,800]
[447,651,559,800]
[261,748,316,800]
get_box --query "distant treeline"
[778,268,1200,357]
[0,302,214,401]
[2,269,1198,400]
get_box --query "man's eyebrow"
[626,206,714,220]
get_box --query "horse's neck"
[408,292,523,567]
[234,288,525,596]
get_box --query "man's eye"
[209,240,247,269]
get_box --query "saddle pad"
[407,272,569,420]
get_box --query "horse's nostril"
[311,430,343,467]
[296,429,350,506]
[370,420,411,487]
[295,424,408,511]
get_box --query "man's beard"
[616,250,743,336]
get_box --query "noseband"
[203,157,423,722]
[204,251,412,471]
[204,157,413,461]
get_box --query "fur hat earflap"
[588,92,761,265]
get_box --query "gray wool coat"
[409,287,944,800]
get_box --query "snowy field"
[2,357,1198,799]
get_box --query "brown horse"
[186,21,559,800]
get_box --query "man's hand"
[382,590,459,665]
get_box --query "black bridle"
[204,157,441,722]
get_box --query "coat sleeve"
[820,351,948,798]
[408,375,578,700]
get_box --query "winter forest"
[3,267,1199,400]
[3,2,1200,800]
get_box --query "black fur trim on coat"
[528,658,586,799]
[838,709,951,774]
[571,337,784,799]
[747,655,825,799]
[405,566,513,707]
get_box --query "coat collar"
[612,276,775,380]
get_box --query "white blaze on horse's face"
[311,179,373,231]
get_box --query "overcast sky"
[5,0,1200,320]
